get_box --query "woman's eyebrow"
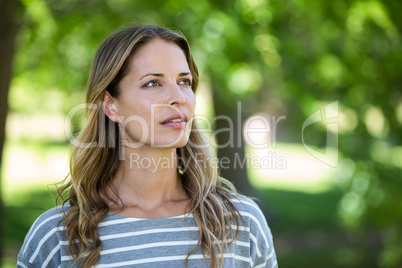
[178,72,192,77]
[139,72,192,81]
[139,73,164,80]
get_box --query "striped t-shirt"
[17,196,277,267]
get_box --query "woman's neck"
[106,146,189,216]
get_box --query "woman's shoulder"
[229,193,268,221]
[229,194,278,267]
[17,204,69,267]
[20,204,68,246]
[28,204,68,231]
[228,193,274,239]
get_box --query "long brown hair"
[57,24,243,267]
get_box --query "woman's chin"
[151,137,189,149]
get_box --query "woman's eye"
[179,79,192,86]
[143,80,160,88]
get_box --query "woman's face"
[110,38,195,149]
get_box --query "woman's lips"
[161,113,188,124]
[161,121,187,129]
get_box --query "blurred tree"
[265,0,402,266]
[0,0,21,264]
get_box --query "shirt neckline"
[106,211,193,221]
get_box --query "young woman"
[17,25,277,268]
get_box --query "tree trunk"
[212,93,255,197]
[0,0,20,264]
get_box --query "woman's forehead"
[130,39,190,75]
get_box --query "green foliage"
[8,0,402,267]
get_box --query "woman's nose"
[166,83,186,106]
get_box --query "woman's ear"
[102,92,120,123]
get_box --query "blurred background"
[1,0,401,267]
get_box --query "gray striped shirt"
[17,196,277,267]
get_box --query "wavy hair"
[56,24,243,267]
